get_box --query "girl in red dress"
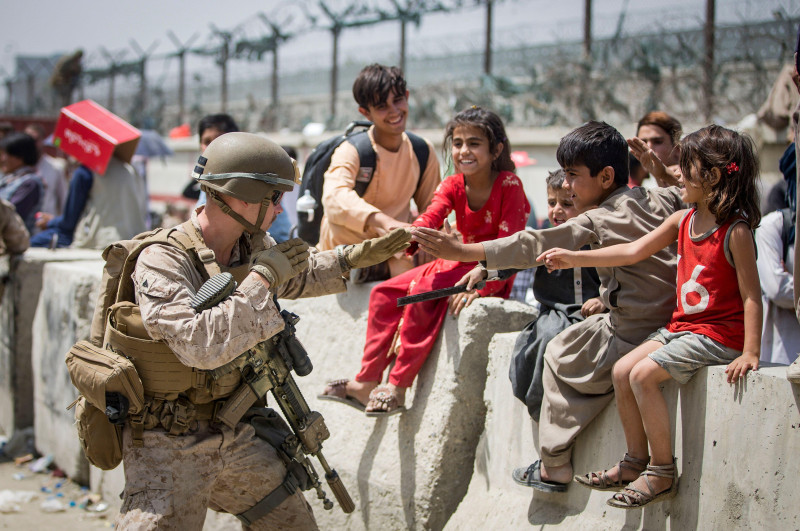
[320,106,529,416]
[540,124,762,509]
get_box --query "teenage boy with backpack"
[316,64,441,282]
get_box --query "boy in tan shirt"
[317,64,440,281]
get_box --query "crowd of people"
[1,55,800,527]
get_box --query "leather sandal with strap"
[574,453,649,491]
[317,379,366,412]
[607,458,678,509]
[365,385,406,417]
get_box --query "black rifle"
[191,273,354,514]
[397,281,486,306]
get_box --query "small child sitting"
[542,124,762,508]
[509,169,605,422]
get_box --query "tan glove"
[250,238,310,287]
[343,228,411,270]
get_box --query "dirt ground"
[0,459,120,530]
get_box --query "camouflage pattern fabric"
[115,421,318,530]
[117,212,347,528]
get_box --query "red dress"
[356,171,530,387]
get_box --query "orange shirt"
[317,127,440,250]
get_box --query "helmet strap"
[207,190,262,235]
[253,196,271,237]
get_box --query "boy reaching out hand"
[412,121,684,493]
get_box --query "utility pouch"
[65,340,145,415]
[71,396,124,470]
[65,340,146,470]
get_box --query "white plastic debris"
[40,498,66,513]
[0,490,37,513]
[29,454,54,473]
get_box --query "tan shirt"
[133,212,347,370]
[483,185,684,343]
[317,127,440,250]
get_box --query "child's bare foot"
[318,379,378,411]
[539,461,573,485]
[365,383,407,417]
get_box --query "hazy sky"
[2,0,795,78]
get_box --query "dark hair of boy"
[637,111,682,145]
[556,121,629,188]
[679,124,761,229]
[545,168,566,190]
[0,132,40,166]
[281,145,298,161]
[444,106,515,173]
[352,64,407,109]
[198,114,239,137]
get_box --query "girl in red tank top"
[538,125,762,510]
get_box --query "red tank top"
[666,210,745,350]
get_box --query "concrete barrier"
[0,248,102,435]
[280,293,537,530]
[31,260,104,486]
[27,263,538,528]
[445,332,800,530]
[22,257,800,529]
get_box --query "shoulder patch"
[135,270,177,299]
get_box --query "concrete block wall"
[0,248,102,435]
[14,256,800,529]
[445,333,800,530]
[31,260,104,486]
[280,293,537,530]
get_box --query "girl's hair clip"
[726,162,739,174]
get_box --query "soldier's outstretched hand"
[251,238,310,287]
[345,228,411,269]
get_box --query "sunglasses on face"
[271,190,284,206]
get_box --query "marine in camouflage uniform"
[0,197,29,303]
[115,133,410,530]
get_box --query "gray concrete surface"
[31,260,104,486]
[0,248,102,435]
[445,332,800,530]
[18,257,800,529]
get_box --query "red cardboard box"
[52,100,141,174]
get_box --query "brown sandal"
[317,379,366,411]
[607,458,678,509]
[574,453,649,491]
[365,385,406,417]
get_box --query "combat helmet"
[192,132,300,235]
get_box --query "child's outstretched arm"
[411,220,486,262]
[538,210,685,271]
[724,223,763,383]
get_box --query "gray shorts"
[647,328,742,384]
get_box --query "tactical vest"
[96,220,253,438]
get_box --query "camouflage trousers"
[115,419,318,530]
